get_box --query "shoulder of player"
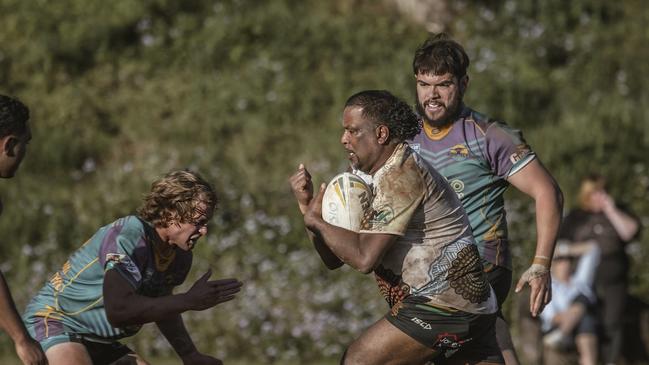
[102,215,149,244]
[455,107,495,136]
[374,146,425,194]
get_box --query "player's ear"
[0,135,17,157]
[459,75,469,95]
[376,125,390,144]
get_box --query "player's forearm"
[304,228,343,269]
[533,184,563,263]
[157,315,198,358]
[0,272,31,343]
[309,218,374,273]
[107,291,192,327]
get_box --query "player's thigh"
[344,318,436,365]
[46,341,93,365]
[484,264,512,310]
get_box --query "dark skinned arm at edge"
[103,269,243,328]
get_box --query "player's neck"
[152,226,176,255]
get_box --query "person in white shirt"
[540,241,600,365]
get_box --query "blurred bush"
[0,0,647,363]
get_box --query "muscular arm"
[0,271,47,365]
[289,164,343,269]
[0,271,31,344]
[156,315,198,359]
[305,229,344,270]
[509,159,563,316]
[104,270,192,327]
[304,184,398,274]
[104,269,242,328]
[156,305,224,365]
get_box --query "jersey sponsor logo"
[509,144,531,164]
[434,333,472,358]
[365,205,394,227]
[449,144,469,160]
[409,143,421,153]
[411,317,432,330]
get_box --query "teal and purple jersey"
[409,106,535,269]
[23,215,192,342]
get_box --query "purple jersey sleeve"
[99,218,147,289]
[484,121,536,179]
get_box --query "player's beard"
[415,92,463,129]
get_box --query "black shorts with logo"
[385,296,504,364]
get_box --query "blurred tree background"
[0,0,647,363]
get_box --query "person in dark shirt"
[559,173,641,365]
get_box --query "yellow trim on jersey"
[54,258,102,315]
[423,121,453,140]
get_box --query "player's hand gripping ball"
[321,172,372,232]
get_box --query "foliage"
[0,0,647,362]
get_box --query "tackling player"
[23,170,243,365]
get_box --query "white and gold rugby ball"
[321,172,372,232]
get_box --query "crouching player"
[23,170,243,365]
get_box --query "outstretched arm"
[289,164,344,269]
[510,159,564,317]
[104,269,242,327]
[0,271,47,365]
[157,315,222,365]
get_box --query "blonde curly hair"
[137,170,217,228]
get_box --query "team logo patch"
[106,253,142,282]
[449,144,469,160]
[366,205,394,227]
[434,333,472,358]
[509,144,531,164]
[449,179,465,198]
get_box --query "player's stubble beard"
[414,88,464,130]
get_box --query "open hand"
[289,164,314,214]
[185,270,243,311]
[515,264,551,317]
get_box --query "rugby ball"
[322,172,372,232]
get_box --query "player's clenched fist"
[289,163,314,214]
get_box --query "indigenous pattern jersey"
[360,143,497,314]
[23,216,192,341]
[409,106,535,269]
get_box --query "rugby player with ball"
[289,90,504,364]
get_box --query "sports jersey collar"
[374,142,409,177]
[422,105,471,140]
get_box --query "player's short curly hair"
[344,90,421,142]
[0,95,30,138]
[412,33,470,78]
[137,170,217,228]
